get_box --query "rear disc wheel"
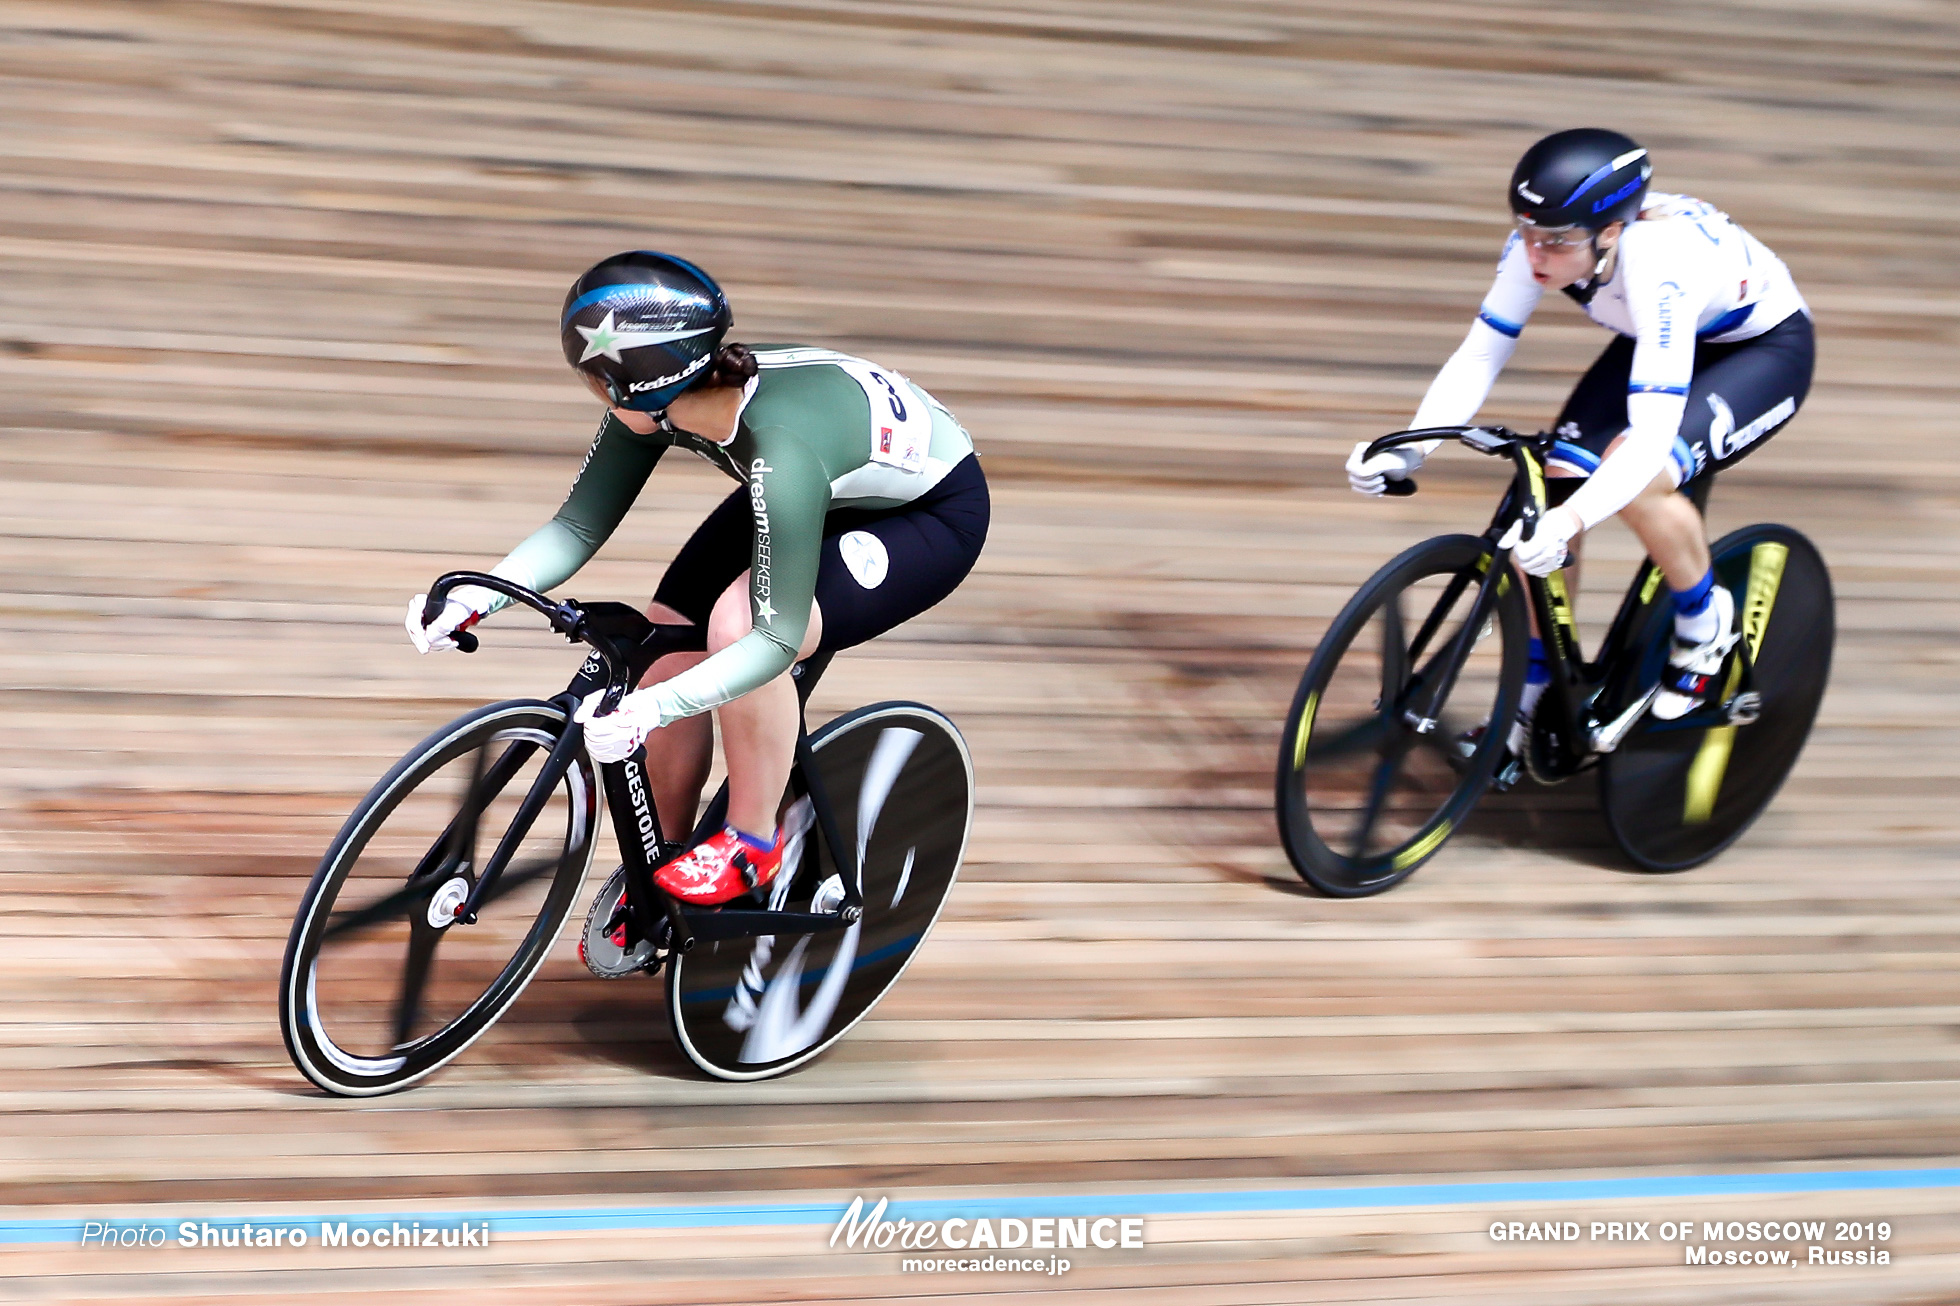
[666,702,972,1080]
[1601,524,1832,870]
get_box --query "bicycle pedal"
[1489,756,1522,793]
[1725,691,1762,725]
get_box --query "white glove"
[1498,506,1581,578]
[405,593,481,654]
[575,688,668,764]
[1346,441,1423,496]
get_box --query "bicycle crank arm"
[1589,684,1660,755]
[676,907,858,942]
[1629,691,1764,736]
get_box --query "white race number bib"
[834,357,930,473]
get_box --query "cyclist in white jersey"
[1348,128,1814,742]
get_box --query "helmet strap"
[655,408,712,443]
[1590,237,1619,283]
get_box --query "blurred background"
[2,1,1958,1299]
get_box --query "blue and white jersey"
[1473,193,1805,349]
[1409,193,1808,529]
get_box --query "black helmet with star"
[560,252,732,412]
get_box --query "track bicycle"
[1275,424,1832,896]
[279,572,973,1094]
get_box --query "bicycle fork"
[451,708,589,926]
[1399,552,1513,736]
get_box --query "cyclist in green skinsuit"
[406,253,988,905]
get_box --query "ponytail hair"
[698,342,757,389]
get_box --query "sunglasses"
[1514,219,1595,252]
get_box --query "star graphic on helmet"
[575,310,714,364]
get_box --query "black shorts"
[653,453,989,654]
[1548,310,1815,489]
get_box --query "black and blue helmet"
[1509,129,1651,231]
[560,252,731,412]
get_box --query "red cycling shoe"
[654,826,784,906]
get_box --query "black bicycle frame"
[1358,429,1522,741]
[1360,426,1750,780]
[423,571,864,960]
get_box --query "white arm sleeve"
[1410,319,1521,431]
[1563,389,1685,530]
[1408,234,1544,451]
[1563,229,1709,530]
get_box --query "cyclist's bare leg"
[635,600,712,838]
[1531,435,1710,614]
[1604,433,1711,591]
[705,572,824,837]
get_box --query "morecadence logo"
[830,1197,1144,1256]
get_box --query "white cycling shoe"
[1452,710,1533,760]
[1651,585,1740,721]
[1452,702,1535,790]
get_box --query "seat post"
[793,717,862,910]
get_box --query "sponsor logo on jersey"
[1707,393,1795,461]
[838,530,890,590]
[878,426,893,454]
[1668,435,1709,482]
[572,430,603,481]
[749,459,776,624]
[1655,283,1680,349]
[1706,394,1734,451]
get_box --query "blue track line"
[8,1167,1957,1244]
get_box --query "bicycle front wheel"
[279,699,598,1096]
[1277,534,1529,896]
[667,702,973,1080]
[1601,523,1833,871]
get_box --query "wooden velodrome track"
[3,1,1959,1300]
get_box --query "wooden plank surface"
[3,1,1960,1300]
